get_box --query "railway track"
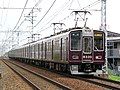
[5,59,120,90]
[37,61,120,90]
[88,76,120,90]
[2,60,71,90]
[32,60,120,90]
[61,73,120,90]
[2,60,41,90]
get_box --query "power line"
[35,0,71,33]
[33,0,57,29]
[2,0,42,43]
[36,0,101,34]
[14,0,43,32]
[1,0,43,49]
[12,0,29,31]
[0,7,40,9]
[1,0,29,51]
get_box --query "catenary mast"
[101,0,108,75]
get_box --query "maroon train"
[8,27,105,75]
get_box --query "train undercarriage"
[9,57,107,77]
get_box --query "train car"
[8,26,105,75]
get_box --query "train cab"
[69,28,105,75]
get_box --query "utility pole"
[25,9,37,35]
[101,0,108,75]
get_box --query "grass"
[108,74,120,82]
[108,68,120,82]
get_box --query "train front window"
[70,31,81,50]
[94,32,104,50]
[83,37,92,53]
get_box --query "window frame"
[70,30,82,51]
[94,32,104,51]
[83,36,93,54]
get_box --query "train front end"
[69,28,105,75]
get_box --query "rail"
[2,60,71,90]
[2,60,41,90]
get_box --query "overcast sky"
[0,0,119,54]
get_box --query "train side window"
[48,42,51,51]
[70,31,81,50]
[114,42,117,49]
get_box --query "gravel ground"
[6,60,66,90]
[11,60,106,90]
[0,60,33,90]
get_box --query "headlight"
[72,55,79,59]
[95,56,102,59]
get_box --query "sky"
[0,0,119,54]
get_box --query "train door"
[41,42,43,59]
[45,42,47,59]
[46,41,52,60]
[62,37,68,61]
[34,45,36,58]
[52,40,54,60]
[82,37,93,62]
[94,31,105,62]
[60,38,62,60]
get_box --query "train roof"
[22,27,86,46]
[14,27,104,50]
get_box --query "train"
[7,10,106,75]
[8,26,105,75]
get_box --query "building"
[107,31,120,75]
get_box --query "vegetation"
[108,75,120,81]
[108,68,120,82]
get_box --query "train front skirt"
[70,64,104,75]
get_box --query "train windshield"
[70,31,81,50]
[83,37,92,53]
[94,32,104,50]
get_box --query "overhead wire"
[0,0,4,26]
[36,0,101,34]
[12,0,29,31]
[13,0,43,43]
[59,0,100,22]
[3,0,10,26]
[1,0,11,52]
[14,0,43,31]
[1,0,29,51]
[2,0,101,52]
[35,0,71,33]
[1,0,10,51]
[81,0,100,10]
[33,0,57,29]
[3,0,43,46]
[12,0,43,45]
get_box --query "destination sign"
[94,33,103,37]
